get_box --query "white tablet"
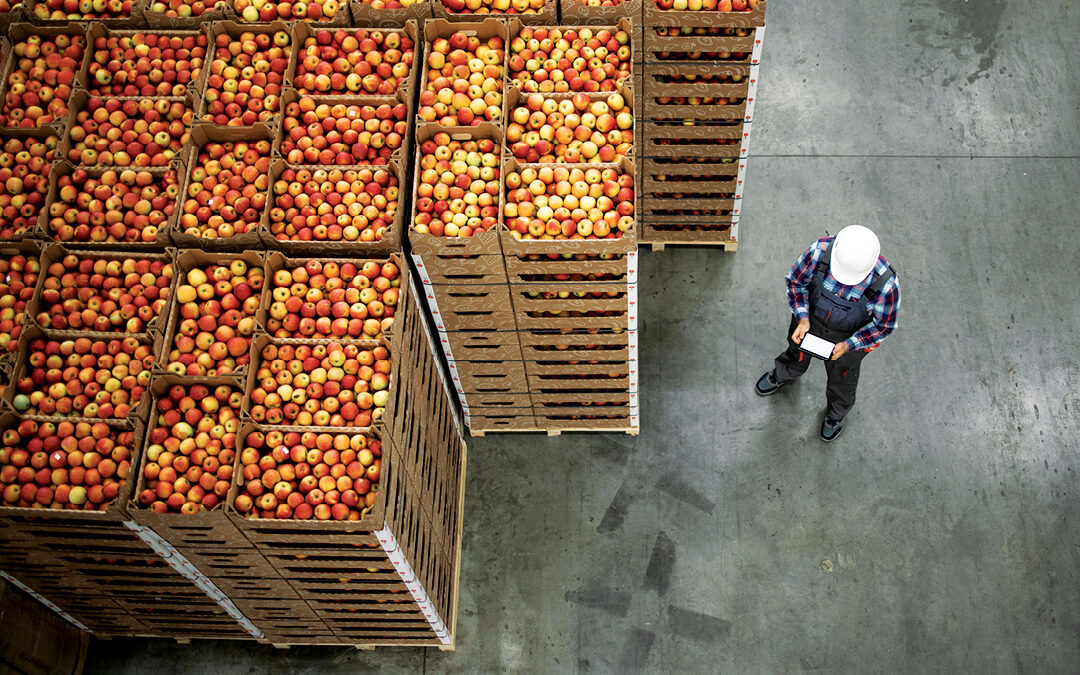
[800,333,835,360]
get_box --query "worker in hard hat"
[755,225,901,442]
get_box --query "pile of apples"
[353,0,420,8]
[34,254,173,334]
[136,383,241,514]
[87,32,208,99]
[179,140,271,240]
[653,0,757,9]
[503,165,634,240]
[295,28,414,96]
[202,30,291,127]
[0,34,85,129]
[281,98,408,166]
[509,27,631,94]
[12,336,153,420]
[419,31,504,127]
[506,92,632,163]
[268,167,399,245]
[248,342,390,427]
[412,134,500,238]
[32,0,137,20]
[439,0,546,14]
[234,429,382,521]
[0,135,57,240]
[265,259,400,341]
[0,252,38,355]
[234,0,342,21]
[146,0,224,18]
[65,98,192,168]
[164,260,263,377]
[46,167,181,245]
[0,419,135,511]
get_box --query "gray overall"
[774,241,895,420]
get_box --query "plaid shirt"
[786,236,901,351]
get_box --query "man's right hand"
[791,318,810,344]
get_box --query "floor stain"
[667,605,733,642]
[642,532,676,595]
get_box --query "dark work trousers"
[773,315,868,420]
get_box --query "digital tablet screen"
[800,333,835,359]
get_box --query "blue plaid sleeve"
[786,238,829,320]
[844,271,901,351]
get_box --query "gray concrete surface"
[86,0,1080,672]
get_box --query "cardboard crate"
[524,358,629,377]
[0,127,57,242]
[640,219,737,250]
[640,24,761,65]
[409,121,505,257]
[40,159,178,250]
[261,159,404,255]
[437,330,523,361]
[465,411,536,432]
[639,120,749,158]
[558,0,639,25]
[23,0,145,26]
[640,156,741,177]
[25,244,175,337]
[421,283,517,332]
[143,0,229,29]
[292,21,420,99]
[410,252,508,285]
[230,0,352,25]
[157,248,267,382]
[506,17,634,88]
[0,23,91,131]
[640,62,751,96]
[258,251,407,342]
[527,372,631,392]
[431,0,555,24]
[640,199,735,220]
[419,19,509,107]
[451,359,528,393]
[508,280,632,314]
[642,0,765,28]
[503,251,634,284]
[0,239,41,371]
[82,24,207,99]
[0,7,27,31]
[501,84,635,164]
[351,0,430,26]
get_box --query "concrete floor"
[86,1,1080,673]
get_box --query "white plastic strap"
[375,524,452,644]
[750,24,766,65]
[409,264,466,440]
[743,64,760,123]
[734,159,748,200]
[732,197,743,217]
[625,249,639,284]
[122,521,264,640]
[0,570,90,632]
[739,122,753,159]
[627,283,638,331]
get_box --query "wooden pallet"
[648,239,738,252]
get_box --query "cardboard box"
[437,330,523,361]
[639,120,748,158]
[640,219,737,245]
[466,412,537,432]
[641,156,741,176]
[275,88,410,167]
[261,159,404,255]
[351,0,430,26]
[452,359,528,393]
[508,280,632,315]
[430,0,556,24]
[420,19,509,97]
[410,252,508,285]
[81,24,207,99]
[503,251,633,284]
[22,0,145,26]
[640,24,760,64]
[229,0,352,25]
[524,358,629,377]
[292,21,420,99]
[499,156,637,256]
[506,17,634,88]
[558,0,640,26]
[0,579,89,675]
[0,23,92,131]
[527,372,631,392]
[409,121,505,257]
[640,199,735,220]
[40,159,178,250]
[0,127,57,241]
[642,0,765,28]
[0,238,41,370]
[640,62,751,96]
[143,0,229,29]
[422,283,517,332]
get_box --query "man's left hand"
[831,342,849,360]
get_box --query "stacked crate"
[637,0,765,249]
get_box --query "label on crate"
[0,570,90,632]
[626,249,639,284]
[751,24,766,65]
[375,524,452,644]
[123,521,265,640]
[739,122,753,159]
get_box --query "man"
[755,225,901,442]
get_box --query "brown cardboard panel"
[641,157,741,175]
[640,220,736,245]
[439,330,523,361]
[642,120,746,140]
[521,343,630,362]
[530,390,630,405]
[466,413,536,431]
[411,252,508,285]
[504,252,629,284]
[209,576,296,599]
[0,580,89,675]
[453,359,528,393]
[409,121,505,256]
[640,199,735,219]
[430,0,556,24]
[429,304,517,332]
[527,372,631,392]
[460,392,532,408]
[525,359,629,377]
[639,128,745,158]
[509,281,630,313]
[533,412,635,429]
[641,24,757,59]
[518,328,630,347]
[640,62,751,97]
[643,195,735,210]
[641,97,749,122]
[642,171,740,196]
[513,311,629,331]
[424,282,512,314]
[351,0,431,26]
[558,0,640,26]
[179,548,281,577]
[642,0,765,28]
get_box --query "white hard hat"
[830,225,880,285]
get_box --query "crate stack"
[637,0,765,250]
[0,13,466,650]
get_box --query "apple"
[248,342,391,427]
[34,253,172,334]
[48,168,180,245]
[146,0,225,19]
[0,252,39,354]
[264,259,400,340]
[0,419,135,511]
[35,0,135,21]
[281,98,407,166]
[506,91,632,163]
[412,134,500,238]
[202,30,291,126]
[420,31,504,126]
[0,134,58,239]
[137,383,240,514]
[14,336,153,420]
[503,165,634,240]
[268,166,398,244]
[294,28,414,96]
[88,32,207,99]
[178,140,271,240]
[234,429,382,520]
[0,33,85,128]
[164,260,264,377]
[508,27,632,94]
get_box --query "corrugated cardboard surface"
[351,0,431,27]
[640,25,758,60]
[558,0,640,26]
[642,0,765,28]
[430,0,556,24]
[0,579,89,675]
[411,252,508,285]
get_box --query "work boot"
[820,415,844,442]
[755,371,783,396]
